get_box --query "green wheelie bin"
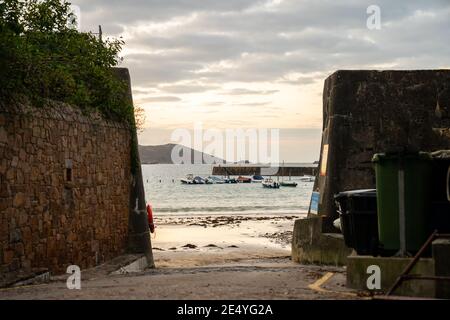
[372,152,433,256]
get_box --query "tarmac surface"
[0,257,361,300]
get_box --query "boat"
[280,181,298,187]
[193,176,206,184]
[237,176,252,183]
[224,177,238,184]
[252,175,264,183]
[262,178,280,189]
[206,176,225,184]
[181,174,194,184]
[181,174,207,184]
[299,175,315,182]
[279,160,298,187]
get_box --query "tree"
[133,105,147,133]
[0,0,133,124]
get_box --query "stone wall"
[0,102,132,276]
[312,70,450,230]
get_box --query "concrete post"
[113,68,154,267]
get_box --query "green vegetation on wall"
[0,0,134,125]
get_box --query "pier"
[212,164,318,176]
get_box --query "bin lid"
[372,151,432,163]
[334,189,376,199]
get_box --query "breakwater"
[212,165,317,176]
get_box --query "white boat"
[299,175,315,182]
[181,174,194,184]
[206,176,225,184]
[262,178,280,189]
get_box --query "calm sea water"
[142,164,313,216]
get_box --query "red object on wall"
[147,204,155,233]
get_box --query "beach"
[151,214,305,268]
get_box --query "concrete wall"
[312,70,450,230]
[0,101,132,276]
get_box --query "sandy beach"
[151,214,305,268]
[0,214,361,300]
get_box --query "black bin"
[334,189,378,256]
[431,151,450,233]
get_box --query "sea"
[142,164,314,217]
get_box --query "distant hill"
[138,143,225,164]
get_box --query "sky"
[71,0,450,162]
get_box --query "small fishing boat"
[280,160,297,187]
[193,176,206,184]
[206,176,225,184]
[252,175,264,183]
[280,181,298,187]
[262,178,280,189]
[224,177,238,184]
[299,175,315,182]
[181,174,194,184]
[237,176,252,183]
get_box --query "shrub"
[0,0,134,124]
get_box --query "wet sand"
[151,214,305,268]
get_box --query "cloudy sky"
[72,0,450,162]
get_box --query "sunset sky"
[72,0,450,162]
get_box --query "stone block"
[432,239,450,299]
[292,216,352,266]
[347,255,435,298]
[13,193,26,208]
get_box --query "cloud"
[223,88,279,96]
[232,102,272,107]
[158,83,220,94]
[137,96,181,103]
[71,0,450,154]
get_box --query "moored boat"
[224,177,238,183]
[280,181,298,187]
[252,175,264,183]
[237,176,252,183]
[193,176,206,184]
[299,175,315,182]
[206,176,225,184]
[181,174,194,184]
[262,178,280,189]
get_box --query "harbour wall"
[0,68,153,282]
[212,165,317,176]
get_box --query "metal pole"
[397,169,407,256]
[98,25,103,42]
